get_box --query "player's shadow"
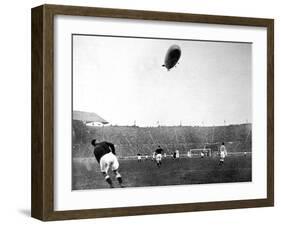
[18,209,30,217]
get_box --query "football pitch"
[72,155,252,190]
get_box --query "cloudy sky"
[73,34,252,126]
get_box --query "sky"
[73,35,252,127]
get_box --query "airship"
[162,45,181,71]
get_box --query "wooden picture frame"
[31,4,274,221]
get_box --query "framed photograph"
[31,4,274,221]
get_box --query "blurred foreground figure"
[91,139,123,188]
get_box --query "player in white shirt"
[152,151,156,161]
[219,142,227,165]
[175,150,180,159]
[137,153,141,162]
[155,146,164,167]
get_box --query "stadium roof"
[73,111,109,124]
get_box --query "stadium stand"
[72,121,252,158]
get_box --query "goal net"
[188,148,212,158]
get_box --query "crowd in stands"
[72,121,252,158]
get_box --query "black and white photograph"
[71,34,252,190]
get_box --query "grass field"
[72,155,252,190]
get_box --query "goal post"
[188,148,212,158]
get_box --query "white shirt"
[220,145,227,158]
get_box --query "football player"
[152,151,156,161]
[155,145,164,167]
[137,153,142,162]
[175,149,180,160]
[91,139,123,188]
[219,142,227,165]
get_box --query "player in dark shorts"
[155,146,164,167]
[91,139,123,188]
